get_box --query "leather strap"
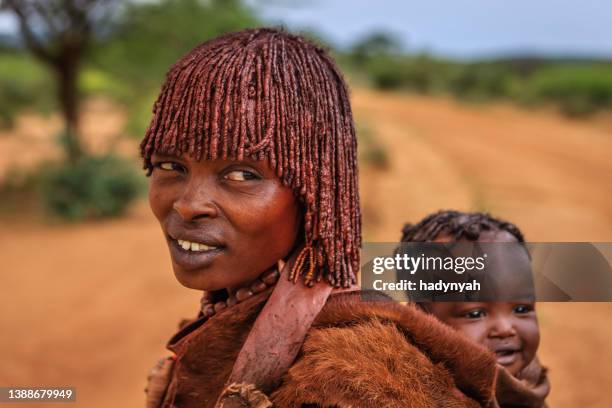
[221,251,354,396]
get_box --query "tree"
[91,0,259,136]
[350,31,402,66]
[94,0,259,91]
[1,0,117,161]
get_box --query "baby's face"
[428,229,539,375]
[426,301,539,375]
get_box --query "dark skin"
[148,153,301,296]
[425,230,540,376]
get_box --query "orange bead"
[261,269,280,285]
[214,301,227,313]
[251,279,268,293]
[235,288,254,301]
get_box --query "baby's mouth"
[493,346,522,366]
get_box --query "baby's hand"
[215,383,273,408]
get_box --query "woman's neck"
[225,265,279,298]
[201,266,281,318]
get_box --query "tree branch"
[4,0,57,64]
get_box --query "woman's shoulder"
[271,291,497,408]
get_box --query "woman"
[142,28,498,408]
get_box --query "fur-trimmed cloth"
[153,290,498,407]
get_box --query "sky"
[1,0,610,59]
[252,0,612,59]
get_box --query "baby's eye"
[465,309,486,319]
[224,170,259,181]
[513,304,533,314]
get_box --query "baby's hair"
[400,210,524,243]
[140,28,360,287]
[403,211,527,308]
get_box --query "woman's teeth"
[177,239,217,252]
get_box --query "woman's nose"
[172,181,219,222]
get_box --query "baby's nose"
[489,316,517,338]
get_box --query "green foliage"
[448,63,515,101]
[55,129,84,163]
[125,91,158,138]
[4,0,612,128]
[343,40,612,117]
[89,0,260,137]
[0,53,55,128]
[345,34,459,95]
[350,31,402,66]
[526,65,612,116]
[79,68,128,100]
[41,154,144,220]
[93,0,259,90]
[366,56,405,90]
[400,55,455,94]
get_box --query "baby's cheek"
[521,319,540,360]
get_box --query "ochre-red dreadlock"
[140,28,360,288]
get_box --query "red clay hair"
[141,28,360,287]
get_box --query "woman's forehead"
[151,151,274,170]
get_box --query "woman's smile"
[165,222,227,270]
[168,237,225,271]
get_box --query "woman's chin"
[173,268,221,291]
[172,267,252,292]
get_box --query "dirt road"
[1,91,611,407]
[354,89,612,241]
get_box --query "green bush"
[79,68,129,101]
[448,63,514,101]
[398,56,438,93]
[527,65,612,116]
[0,53,55,128]
[41,154,144,220]
[366,56,405,90]
[360,54,473,95]
[92,0,259,93]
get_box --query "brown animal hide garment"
[158,290,498,408]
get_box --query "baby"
[400,210,550,407]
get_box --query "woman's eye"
[155,162,184,173]
[514,304,532,314]
[465,309,485,319]
[224,170,259,181]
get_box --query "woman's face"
[148,153,301,292]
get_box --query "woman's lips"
[168,237,225,271]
